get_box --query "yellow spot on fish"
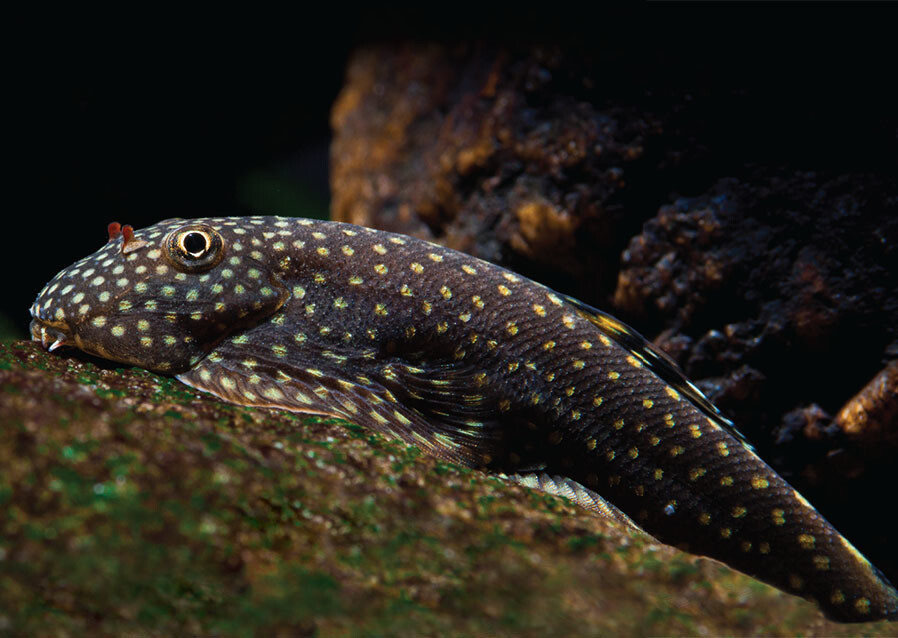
[565,386,575,396]
[312,274,325,285]
[798,534,816,549]
[271,344,288,358]
[421,301,432,315]
[333,297,348,309]
[543,340,556,350]
[461,264,477,275]
[570,410,581,421]
[410,262,424,274]
[572,360,585,370]
[428,253,443,262]
[689,424,702,438]
[400,284,413,297]
[562,314,575,329]
[546,293,563,306]
[627,447,639,459]
[608,371,620,380]
[813,555,830,571]
[720,528,732,539]
[654,468,664,480]
[374,303,388,316]
[497,284,511,296]
[545,372,555,382]
[731,506,747,518]
[717,441,729,457]
[586,438,597,450]
[613,419,625,430]
[772,509,786,525]
[606,450,616,460]
[506,321,518,336]
[263,387,285,401]
[649,435,660,446]
[689,468,706,481]
[305,304,316,316]
[627,355,643,368]
[530,392,541,405]
[373,244,387,255]
[720,476,734,487]
[854,598,871,614]
[111,325,125,337]
[698,513,711,525]
[436,322,448,334]
[642,398,654,409]
[593,396,604,407]
[374,264,388,275]
[440,286,452,300]
[316,246,330,256]
[665,386,681,401]
[751,475,770,489]
[532,304,546,317]
[507,362,519,373]
[293,286,306,299]
[349,276,364,285]
[788,574,803,590]
[341,245,355,256]
[140,336,152,347]
[759,542,771,554]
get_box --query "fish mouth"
[29,318,72,353]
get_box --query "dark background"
[4,8,896,338]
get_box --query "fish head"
[30,218,289,373]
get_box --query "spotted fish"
[29,216,898,623]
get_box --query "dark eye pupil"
[183,232,207,256]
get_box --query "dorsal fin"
[560,293,753,450]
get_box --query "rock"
[1,341,882,635]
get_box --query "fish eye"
[165,225,225,272]
[181,231,209,257]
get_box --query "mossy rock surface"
[1,341,893,636]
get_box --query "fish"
[29,216,898,623]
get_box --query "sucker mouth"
[30,319,71,352]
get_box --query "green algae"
[1,340,896,637]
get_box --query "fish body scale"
[30,216,898,623]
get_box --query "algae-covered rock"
[3,341,895,636]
